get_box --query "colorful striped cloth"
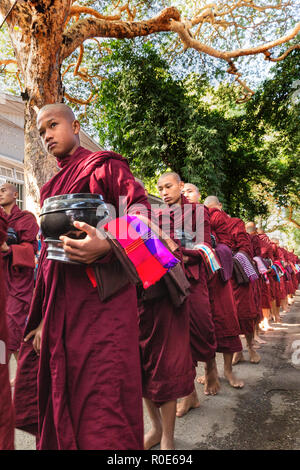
[274,261,285,276]
[253,256,268,274]
[233,252,259,282]
[193,243,221,277]
[271,265,281,282]
[103,215,180,289]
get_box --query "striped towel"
[253,256,268,275]
[233,252,259,282]
[271,265,281,282]
[103,215,179,289]
[274,261,285,276]
[194,243,221,277]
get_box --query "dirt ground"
[10,290,300,450]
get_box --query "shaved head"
[182,183,200,203]
[37,103,80,157]
[37,103,76,122]
[0,182,18,214]
[1,182,18,193]
[203,195,221,209]
[157,171,184,205]
[245,221,256,234]
[157,171,181,185]
[183,183,199,193]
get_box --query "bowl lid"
[40,193,106,215]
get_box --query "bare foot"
[176,390,200,418]
[252,343,261,349]
[224,369,244,388]
[10,377,16,388]
[204,361,220,395]
[160,438,175,450]
[196,375,205,384]
[249,349,261,364]
[232,351,245,365]
[254,335,267,344]
[144,428,162,450]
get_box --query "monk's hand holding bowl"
[59,221,111,264]
[1,241,9,252]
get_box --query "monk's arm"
[60,159,150,264]
[0,207,8,249]
[24,318,44,356]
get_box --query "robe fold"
[207,208,242,353]
[276,247,288,300]
[270,243,282,307]
[179,196,217,364]
[225,216,257,335]
[14,146,148,450]
[248,233,263,322]
[0,207,15,450]
[257,232,275,310]
[2,205,38,353]
[138,195,195,406]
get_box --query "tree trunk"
[3,0,71,212]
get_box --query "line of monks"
[0,103,299,451]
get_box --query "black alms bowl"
[40,193,109,263]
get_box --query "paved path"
[11,290,300,450]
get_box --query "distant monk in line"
[245,221,267,345]
[158,174,219,418]
[138,172,195,449]
[182,183,200,204]
[223,214,261,365]
[203,195,244,389]
[0,183,39,385]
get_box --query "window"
[0,165,25,210]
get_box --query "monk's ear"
[179,181,185,190]
[72,119,81,135]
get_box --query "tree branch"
[60,6,180,61]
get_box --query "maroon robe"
[138,195,195,406]
[270,243,283,306]
[207,208,242,353]
[289,252,299,291]
[138,294,195,407]
[276,246,288,300]
[257,233,274,310]
[225,216,257,335]
[0,207,15,450]
[282,248,294,295]
[179,197,217,364]
[14,147,148,450]
[2,205,38,353]
[249,232,263,322]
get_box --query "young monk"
[13,103,149,450]
[245,222,267,345]
[223,214,261,365]
[138,173,195,450]
[270,239,285,321]
[0,183,39,385]
[157,174,218,418]
[255,228,275,331]
[0,207,15,450]
[182,183,200,203]
[203,196,244,389]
